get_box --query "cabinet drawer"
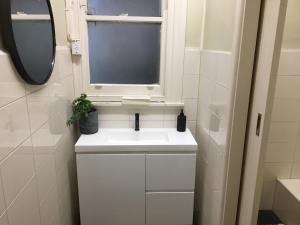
[146,192,194,225]
[146,154,196,191]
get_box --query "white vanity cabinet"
[77,154,146,225]
[75,129,198,225]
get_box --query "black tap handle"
[135,113,140,131]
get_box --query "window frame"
[67,0,187,104]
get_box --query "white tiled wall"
[195,50,234,225]
[261,49,300,209]
[96,47,201,138]
[0,47,79,225]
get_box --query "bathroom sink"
[75,128,198,152]
[106,130,169,143]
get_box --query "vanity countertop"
[75,128,198,153]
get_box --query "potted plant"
[67,94,98,134]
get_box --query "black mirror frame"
[0,0,56,85]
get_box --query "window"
[68,0,187,103]
[87,0,162,85]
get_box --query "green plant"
[67,94,95,126]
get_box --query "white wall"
[202,0,237,51]
[195,50,234,225]
[260,50,300,209]
[194,0,238,224]
[0,0,79,223]
[260,0,300,209]
[0,1,68,48]
[282,0,300,49]
[186,0,203,47]
[0,47,79,225]
[50,0,68,46]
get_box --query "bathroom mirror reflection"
[0,0,56,85]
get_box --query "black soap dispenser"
[177,109,186,132]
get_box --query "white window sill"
[92,101,184,108]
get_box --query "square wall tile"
[98,108,129,121]
[268,122,298,142]
[183,75,199,99]
[183,99,198,121]
[291,163,300,178]
[129,109,164,121]
[260,181,276,209]
[187,121,196,137]
[197,106,210,132]
[163,109,181,121]
[216,52,233,89]
[0,176,6,217]
[0,98,31,160]
[7,178,41,225]
[198,76,214,108]
[99,121,130,129]
[263,163,292,182]
[39,185,60,225]
[2,46,78,225]
[1,138,35,206]
[294,142,300,162]
[129,120,164,129]
[0,53,26,108]
[271,99,300,122]
[31,122,55,159]
[274,76,300,99]
[60,75,75,102]
[278,50,300,76]
[34,153,57,203]
[0,214,8,225]
[265,142,295,163]
[206,140,226,190]
[163,120,177,128]
[26,85,54,133]
[54,132,74,173]
[25,83,47,96]
[56,47,74,77]
[211,190,223,225]
[211,84,230,120]
[200,50,217,81]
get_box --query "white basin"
[106,130,169,143]
[75,128,197,152]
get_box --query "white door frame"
[197,0,264,224]
[221,0,263,224]
[219,0,287,224]
[237,0,287,224]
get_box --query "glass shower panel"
[87,0,161,17]
[88,22,161,85]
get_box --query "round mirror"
[0,0,56,85]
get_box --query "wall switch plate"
[71,39,82,55]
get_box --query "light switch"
[71,39,82,55]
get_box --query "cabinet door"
[77,154,145,225]
[146,154,196,191]
[146,192,194,225]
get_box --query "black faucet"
[135,113,140,131]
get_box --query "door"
[237,0,287,224]
[76,154,145,225]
